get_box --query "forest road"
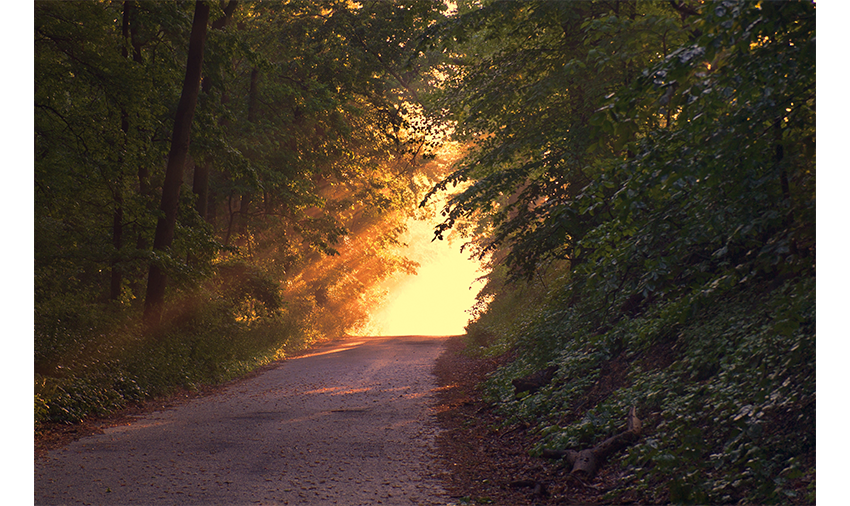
[35,335,454,506]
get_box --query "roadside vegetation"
[463,268,814,504]
[429,1,815,503]
[35,1,816,503]
[35,0,450,427]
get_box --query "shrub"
[472,271,814,504]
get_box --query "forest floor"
[34,337,353,460]
[433,336,627,505]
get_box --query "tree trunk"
[110,191,124,301]
[212,1,239,39]
[247,67,260,123]
[143,1,210,325]
[224,192,236,247]
[512,365,559,395]
[110,1,136,301]
[238,193,252,241]
[193,162,210,221]
[194,0,237,224]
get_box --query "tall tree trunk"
[774,118,797,256]
[193,0,237,227]
[110,190,124,300]
[224,192,237,247]
[122,1,150,301]
[237,193,252,242]
[143,1,210,325]
[193,162,210,221]
[236,65,260,244]
[247,67,260,123]
[110,1,135,301]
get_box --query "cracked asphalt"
[35,336,452,505]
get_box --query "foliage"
[435,1,815,503]
[34,4,817,503]
[35,294,318,425]
[468,269,814,503]
[574,0,816,314]
[422,0,690,279]
[34,0,450,426]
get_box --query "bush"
[34,290,320,425]
[471,271,814,504]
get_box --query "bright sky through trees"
[360,213,485,337]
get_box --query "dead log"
[541,406,642,479]
[512,365,559,395]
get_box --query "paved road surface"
[35,336,452,505]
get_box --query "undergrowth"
[34,277,325,428]
[466,267,815,505]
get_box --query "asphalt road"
[35,336,452,505]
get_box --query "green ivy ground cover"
[467,272,814,504]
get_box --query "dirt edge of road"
[432,335,544,505]
[432,335,608,505]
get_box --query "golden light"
[359,211,486,337]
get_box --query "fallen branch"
[541,406,642,479]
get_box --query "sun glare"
[360,214,486,337]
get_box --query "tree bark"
[193,0,237,224]
[143,1,210,325]
[110,191,124,301]
[237,193,252,241]
[512,365,559,395]
[247,67,260,123]
[110,1,136,301]
[193,162,210,221]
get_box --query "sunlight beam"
[360,216,485,337]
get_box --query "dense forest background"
[34,0,455,424]
[28,0,825,503]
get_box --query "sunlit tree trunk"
[144,1,210,325]
[235,65,261,244]
[223,192,252,248]
[193,163,210,221]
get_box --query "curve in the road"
[35,336,453,506]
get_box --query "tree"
[183,1,447,276]
[34,0,452,422]
[421,0,688,279]
[36,0,449,334]
[572,0,816,311]
[448,4,815,501]
[143,1,211,325]
[36,0,169,308]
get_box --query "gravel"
[35,336,453,506]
